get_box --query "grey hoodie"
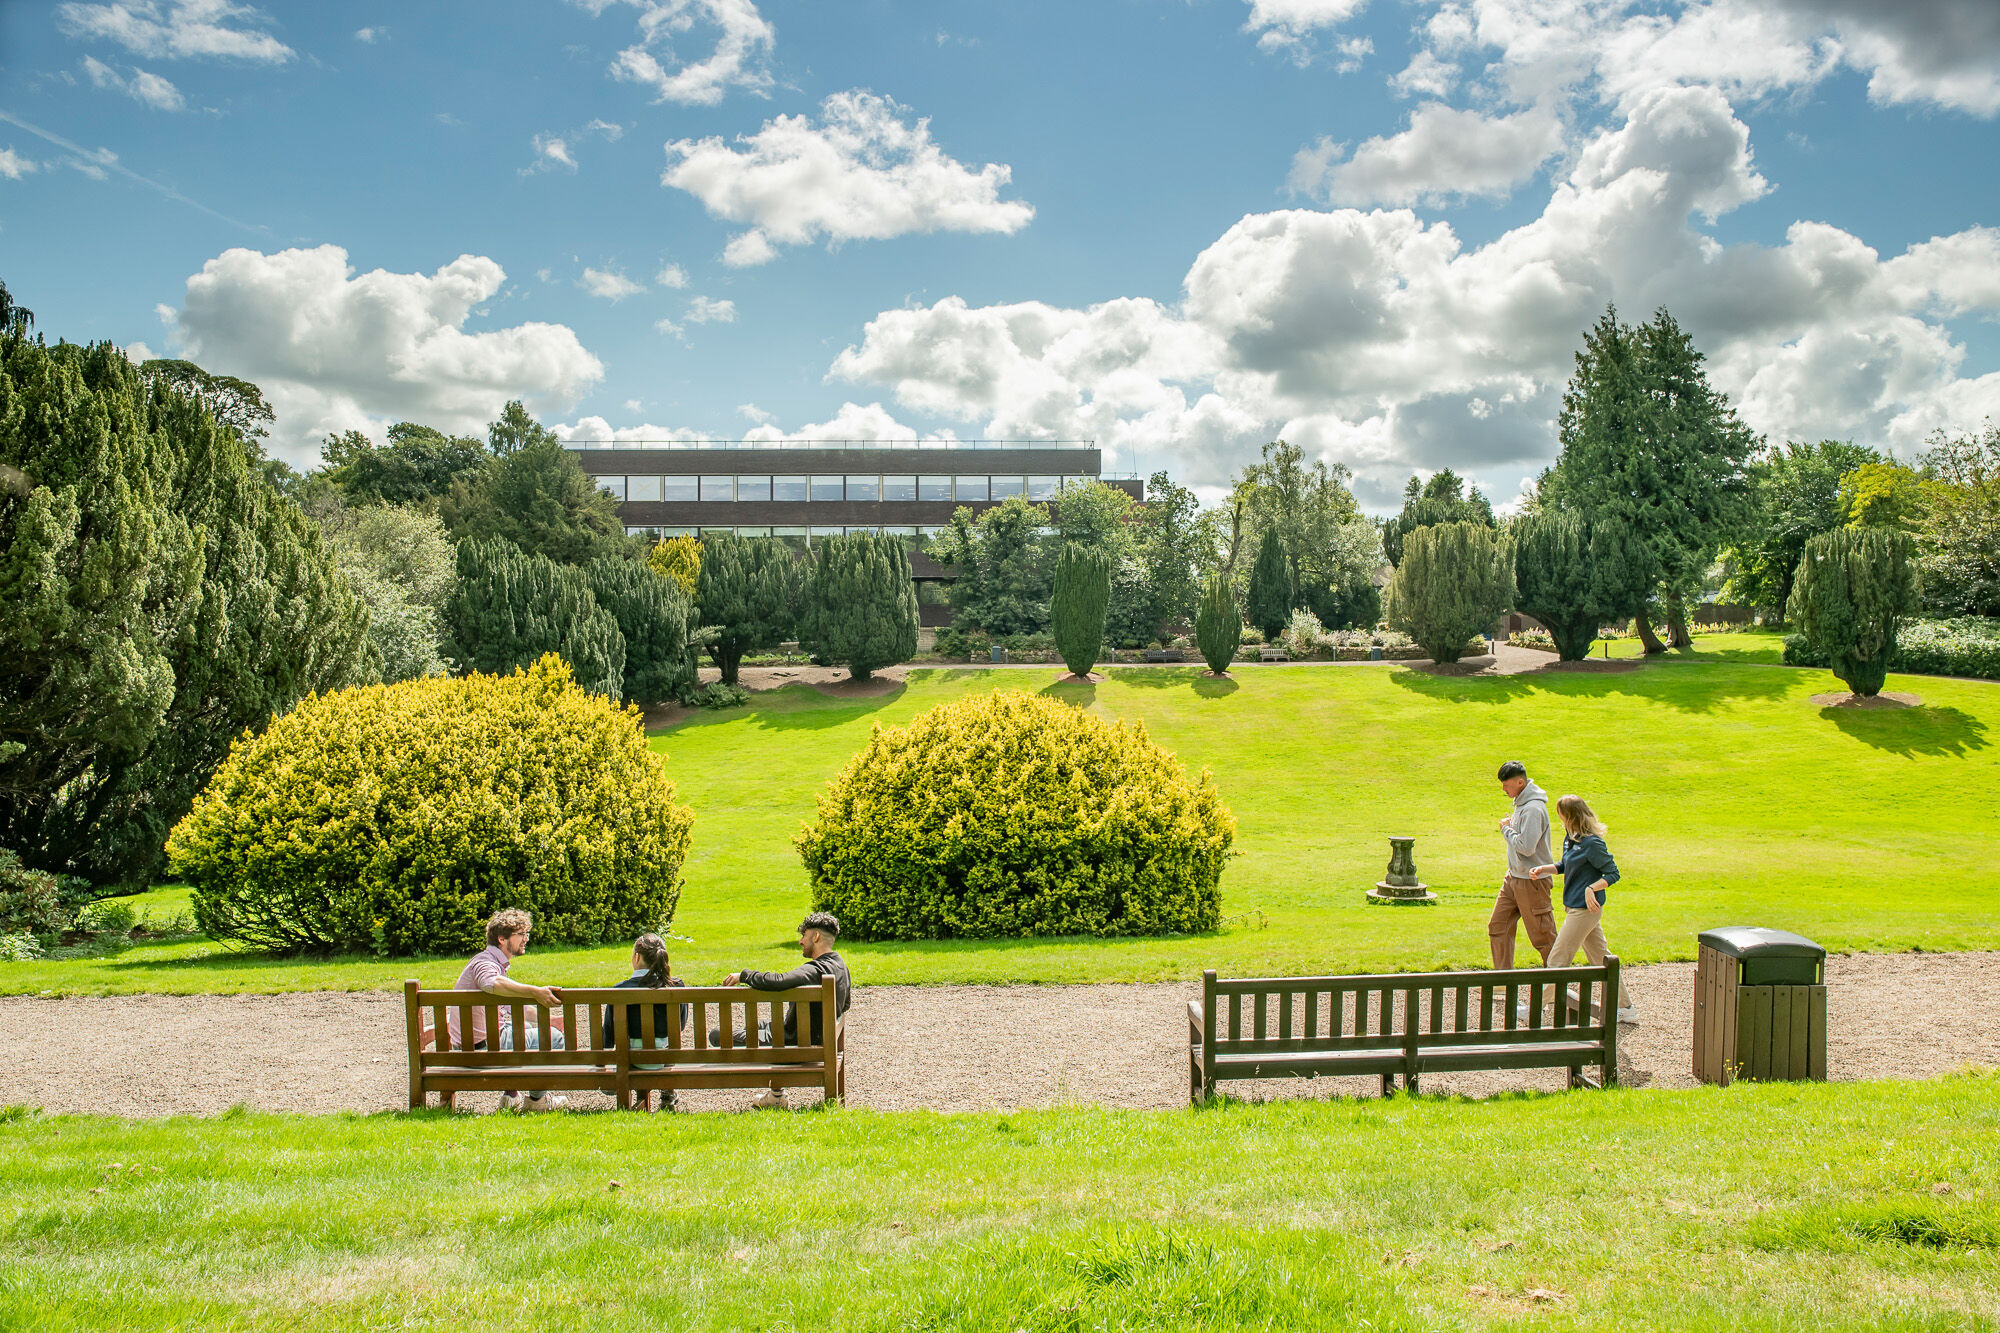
[1500,779,1553,878]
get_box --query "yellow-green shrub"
[169,656,693,955]
[796,691,1233,940]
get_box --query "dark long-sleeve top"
[601,973,689,1048]
[738,950,850,1046]
[1557,834,1621,911]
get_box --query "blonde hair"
[1556,795,1607,838]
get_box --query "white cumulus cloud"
[57,0,293,62]
[1244,0,1372,55]
[523,118,622,175]
[654,262,689,288]
[684,295,735,323]
[82,55,186,110]
[579,266,645,300]
[158,245,603,465]
[663,90,1035,265]
[0,148,38,178]
[594,0,776,107]
[1292,104,1566,206]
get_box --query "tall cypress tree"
[1244,528,1293,640]
[587,556,693,706]
[1788,528,1919,698]
[799,533,918,681]
[444,538,625,699]
[1194,570,1242,675]
[0,335,374,885]
[1051,543,1113,677]
[1386,522,1514,663]
[697,533,799,684]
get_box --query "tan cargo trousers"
[1488,874,1557,969]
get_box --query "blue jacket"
[1558,833,1620,911]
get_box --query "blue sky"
[3,0,1999,509]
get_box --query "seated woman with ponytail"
[602,933,690,1111]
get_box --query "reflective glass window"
[700,475,734,502]
[736,475,772,502]
[955,475,988,501]
[1028,475,1060,500]
[919,475,952,501]
[773,475,808,502]
[990,476,1025,499]
[661,475,698,502]
[881,475,916,502]
[845,475,879,501]
[734,526,772,537]
[598,475,627,501]
[811,475,844,502]
[626,475,663,502]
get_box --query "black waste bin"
[1693,927,1826,1085]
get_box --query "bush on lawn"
[796,691,1233,940]
[1195,572,1243,673]
[1787,527,1920,697]
[1386,521,1514,663]
[1784,615,2000,681]
[169,655,693,955]
[0,848,73,936]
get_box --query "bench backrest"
[1200,963,1616,1055]
[403,980,840,1075]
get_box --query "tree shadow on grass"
[1039,679,1097,707]
[1113,667,1210,691]
[656,683,908,734]
[1822,703,1991,757]
[1386,660,1796,713]
[1193,675,1240,698]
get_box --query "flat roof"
[563,438,1098,451]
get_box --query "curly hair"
[485,908,533,947]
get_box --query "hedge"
[796,691,1234,940]
[169,655,694,956]
[1783,616,2000,682]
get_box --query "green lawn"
[1600,627,1790,663]
[5,655,1996,995]
[1,1073,1995,1330]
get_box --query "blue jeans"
[495,1020,565,1100]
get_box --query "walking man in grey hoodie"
[1490,760,1557,968]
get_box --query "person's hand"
[1587,893,1603,914]
[1498,816,1512,830]
[1528,864,1550,880]
[534,985,561,1006]
[722,973,740,986]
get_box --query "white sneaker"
[521,1093,568,1112]
[496,1092,522,1113]
[1616,1006,1640,1024]
[751,1088,787,1110]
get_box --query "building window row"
[597,474,1096,503]
[626,525,952,540]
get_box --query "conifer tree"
[1244,528,1293,640]
[1194,571,1242,675]
[1787,528,1919,698]
[1051,543,1113,677]
[439,433,627,566]
[697,533,799,685]
[1509,511,1648,661]
[798,533,918,681]
[444,538,625,698]
[587,556,693,705]
[1386,522,1514,663]
[1,334,373,884]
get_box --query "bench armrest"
[1187,999,1204,1043]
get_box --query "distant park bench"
[404,979,845,1110]
[1188,962,1619,1102]
[1258,645,1289,661]
[1144,648,1186,662]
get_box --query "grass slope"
[1,1073,1995,1329]
[5,654,1995,995]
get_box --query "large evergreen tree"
[1051,543,1113,677]
[1721,440,1881,617]
[442,538,624,698]
[1383,469,1496,567]
[1194,571,1242,675]
[1386,522,1514,663]
[696,532,798,684]
[587,556,694,706]
[1788,528,1920,698]
[798,533,918,681]
[1244,528,1293,640]
[925,494,1051,636]
[0,335,374,885]
[440,436,629,566]
[323,422,489,507]
[1542,307,1759,651]
[1509,511,1647,661]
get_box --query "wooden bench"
[1188,962,1618,1102]
[404,979,845,1110]
[1144,648,1186,662]
[1258,645,1290,661]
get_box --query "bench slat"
[1206,964,1608,994]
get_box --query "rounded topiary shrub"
[796,691,1234,940]
[169,655,693,955]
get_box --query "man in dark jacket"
[717,911,851,1109]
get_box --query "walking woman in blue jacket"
[1530,795,1638,1024]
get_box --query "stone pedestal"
[1367,834,1438,905]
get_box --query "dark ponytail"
[634,933,670,987]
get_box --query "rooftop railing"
[563,438,1099,452]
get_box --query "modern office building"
[565,439,1143,542]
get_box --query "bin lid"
[1698,926,1824,960]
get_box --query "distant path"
[3,952,1994,1117]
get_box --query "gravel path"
[3,952,1994,1117]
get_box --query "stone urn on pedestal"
[1367,835,1438,906]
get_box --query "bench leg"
[836,1056,846,1105]
[441,1091,456,1113]
[1380,1073,1396,1098]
